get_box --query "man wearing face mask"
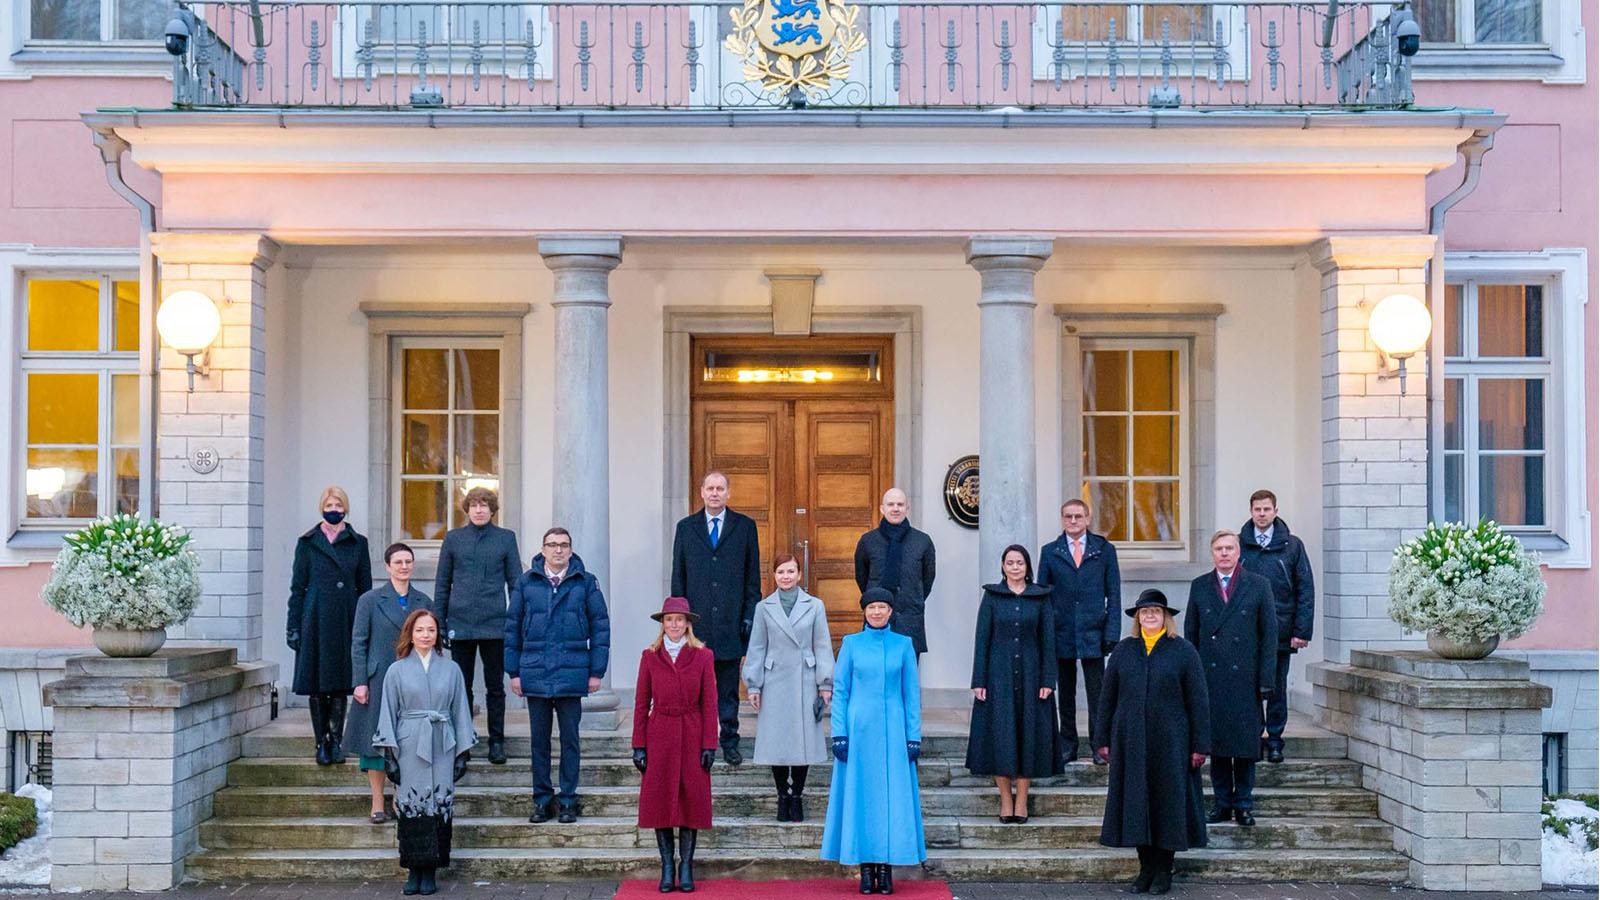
[853,488,937,657]
[435,487,523,765]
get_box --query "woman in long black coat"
[966,545,1061,823]
[1096,589,1210,895]
[288,485,372,766]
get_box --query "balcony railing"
[170,0,1416,110]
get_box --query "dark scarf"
[877,518,911,595]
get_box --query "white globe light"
[156,289,221,354]
[1368,293,1432,359]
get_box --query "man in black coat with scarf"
[671,470,761,766]
[1238,489,1315,763]
[854,487,937,656]
[1184,530,1277,827]
[435,487,523,765]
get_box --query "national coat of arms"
[722,0,866,100]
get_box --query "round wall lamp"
[156,289,222,391]
[1367,292,1431,396]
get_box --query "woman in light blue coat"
[820,587,925,896]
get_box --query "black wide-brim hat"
[1125,588,1182,617]
[860,587,895,610]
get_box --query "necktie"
[1071,539,1083,566]
[549,575,560,590]
[709,517,720,549]
[1258,533,1270,548]
[1221,574,1232,599]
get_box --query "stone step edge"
[202,814,1392,828]
[213,783,1375,796]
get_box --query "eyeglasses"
[543,542,572,549]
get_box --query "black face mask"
[322,510,346,526]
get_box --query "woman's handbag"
[813,694,826,723]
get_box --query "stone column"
[1310,236,1435,662]
[150,233,278,662]
[539,236,623,729]
[966,237,1053,573]
[45,649,275,891]
[1309,651,1551,891]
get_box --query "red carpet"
[614,878,953,899]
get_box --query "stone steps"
[213,783,1380,819]
[227,756,1362,789]
[183,846,1411,883]
[198,814,1396,852]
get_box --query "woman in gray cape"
[372,608,477,896]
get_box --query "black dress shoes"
[488,739,507,765]
[878,864,894,895]
[1205,806,1233,824]
[860,866,874,894]
[530,799,557,823]
[1266,743,1285,764]
[1234,809,1256,827]
[558,802,579,824]
[723,746,744,767]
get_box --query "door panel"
[691,400,788,598]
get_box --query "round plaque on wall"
[943,455,980,529]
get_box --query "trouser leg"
[772,766,790,795]
[527,697,555,806]
[1080,656,1106,748]
[454,640,481,714]
[712,659,741,750]
[1265,650,1292,743]
[307,694,327,744]
[1210,756,1236,810]
[553,696,583,805]
[1232,758,1257,811]
[478,639,507,743]
[1056,657,1080,755]
[790,765,808,795]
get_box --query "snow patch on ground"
[1544,797,1599,886]
[0,785,50,888]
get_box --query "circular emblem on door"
[943,455,980,529]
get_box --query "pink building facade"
[0,0,1593,799]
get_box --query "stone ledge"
[44,660,276,710]
[67,648,236,679]
[1308,662,1552,711]
[1350,649,1531,681]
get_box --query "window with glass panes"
[28,0,168,41]
[1413,0,1543,44]
[1080,340,1186,545]
[1056,4,1211,41]
[396,343,502,542]
[20,276,141,522]
[1441,281,1549,528]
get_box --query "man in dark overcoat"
[853,487,937,655]
[1238,489,1315,764]
[435,487,523,764]
[1184,530,1277,827]
[506,527,610,823]
[1037,498,1121,765]
[670,470,761,766]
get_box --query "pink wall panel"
[0,564,93,648]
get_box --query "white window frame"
[1056,303,1221,575]
[1031,4,1250,83]
[12,270,142,531]
[5,0,172,76]
[1408,0,1585,83]
[1433,248,1589,568]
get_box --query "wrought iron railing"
[169,0,1415,109]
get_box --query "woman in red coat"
[633,596,719,893]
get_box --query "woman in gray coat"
[372,609,476,896]
[349,543,434,824]
[743,554,834,822]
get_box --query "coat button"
[337,581,345,588]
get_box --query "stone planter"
[92,626,168,658]
[1426,630,1499,660]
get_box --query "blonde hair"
[648,619,706,652]
[318,485,351,514]
[1135,609,1179,637]
[1209,529,1240,549]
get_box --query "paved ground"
[10,881,1592,899]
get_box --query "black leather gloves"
[383,749,401,785]
[1103,641,1118,657]
[286,630,301,652]
[831,736,849,763]
[633,749,648,773]
[699,749,715,772]
[452,751,470,783]
[907,740,921,763]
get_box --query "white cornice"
[84,109,1503,177]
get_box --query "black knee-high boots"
[327,694,348,764]
[1133,846,1156,893]
[676,828,697,893]
[654,829,676,892]
[308,695,330,765]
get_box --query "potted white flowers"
[1387,520,1546,660]
[40,514,202,658]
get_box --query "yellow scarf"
[1142,627,1165,655]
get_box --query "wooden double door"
[691,392,893,645]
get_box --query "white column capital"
[965,236,1054,270]
[538,235,624,267]
[1310,235,1437,273]
[150,232,278,268]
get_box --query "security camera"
[1394,17,1422,57]
[164,14,191,56]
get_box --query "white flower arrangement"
[40,515,202,631]
[1387,520,1546,644]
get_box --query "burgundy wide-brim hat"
[651,596,700,623]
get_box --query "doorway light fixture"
[735,368,836,384]
[1366,292,1431,396]
[156,289,222,391]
